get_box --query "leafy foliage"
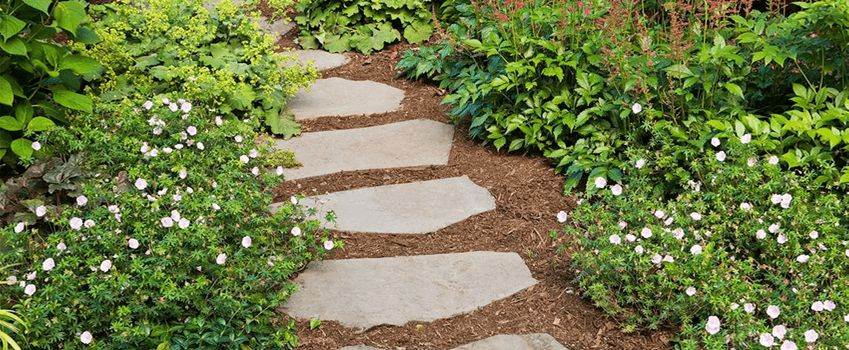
[295,0,434,54]
[0,0,101,169]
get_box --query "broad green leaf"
[24,0,52,14]
[53,89,93,112]
[10,138,33,159]
[0,116,23,131]
[402,20,432,44]
[665,64,694,78]
[27,117,56,132]
[0,38,27,56]
[0,15,26,40]
[59,54,103,77]
[53,1,87,33]
[0,76,13,106]
[724,83,744,99]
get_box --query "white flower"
[618,221,628,230]
[291,227,302,236]
[759,333,775,347]
[249,149,259,158]
[24,284,36,296]
[42,258,55,272]
[212,203,221,211]
[767,305,781,319]
[780,193,792,208]
[25,272,35,280]
[31,141,42,151]
[241,236,252,248]
[772,325,786,339]
[768,223,781,233]
[640,227,652,238]
[14,222,25,233]
[777,233,787,244]
[556,211,568,223]
[741,133,752,144]
[740,202,751,211]
[162,97,170,104]
[705,316,721,335]
[651,254,663,264]
[323,240,334,250]
[276,166,284,176]
[80,331,93,345]
[99,259,112,272]
[251,167,259,176]
[711,137,720,147]
[631,103,643,114]
[128,238,140,250]
[143,100,154,110]
[685,287,696,296]
[186,126,197,136]
[610,184,623,196]
[135,178,148,190]
[672,228,684,240]
[770,194,783,204]
[594,177,607,189]
[56,242,66,251]
[780,340,797,350]
[108,205,120,214]
[635,158,646,169]
[625,234,636,242]
[803,329,818,343]
[634,245,644,254]
[168,103,179,112]
[755,229,767,239]
[690,212,702,221]
[654,210,665,219]
[796,254,809,263]
[768,155,779,165]
[177,218,190,229]
[844,314,849,323]
[290,196,298,205]
[216,253,227,265]
[823,300,836,311]
[239,155,249,164]
[715,151,727,162]
[180,102,192,113]
[747,157,757,167]
[234,135,243,143]
[35,205,47,217]
[160,217,174,228]
[663,217,674,226]
[744,303,755,314]
[809,231,819,239]
[609,234,621,245]
[663,254,674,263]
[196,142,205,150]
[690,244,703,255]
[69,217,83,230]
[83,219,95,229]
[811,301,824,312]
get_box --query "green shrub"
[80,0,316,137]
[0,0,101,169]
[295,0,434,54]
[563,139,849,348]
[0,96,330,349]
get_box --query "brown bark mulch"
[272,42,673,350]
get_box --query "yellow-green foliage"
[265,149,301,168]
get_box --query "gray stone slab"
[455,334,567,350]
[291,49,350,71]
[288,78,405,120]
[275,119,454,180]
[282,251,537,329]
[258,17,295,38]
[276,176,495,234]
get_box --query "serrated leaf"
[402,20,432,44]
[53,89,93,113]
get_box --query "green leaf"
[0,38,27,56]
[53,1,88,34]
[10,138,33,159]
[724,82,744,99]
[24,0,52,14]
[0,76,13,106]
[59,54,102,78]
[0,15,26,40]
[53,89,93,113]
[267,111,300,138]
[0,116,23,131]
[27,117,56,132]
[402,20,432,44]
[665,64,694,78]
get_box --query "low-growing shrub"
[0,96,330,349]
[80,0,316,137]
[295,0,434,54]
[0,0,101,169]
[563,139,849,348]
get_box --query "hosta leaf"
[53,1,88,34]
[53,89,93,113]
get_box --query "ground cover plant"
[294,0,435,54]
[0,0,101,169]
[398,0,849,348]
[0,0,328,348]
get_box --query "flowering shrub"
[295,0,434,54]
[80,0,316,137]
[0,97,330,348]
[0,0,101,170]
[563,138,849,348]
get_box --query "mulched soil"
[272,42,673,350]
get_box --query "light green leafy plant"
[295,0,434,54]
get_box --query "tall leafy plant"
[0,0,100,169]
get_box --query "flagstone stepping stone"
[282,251,537,329]
[291,49,350,71]
[339,334,567,350]
[274,119,453,180]
[288,78,405,120]
[274,176,495,234]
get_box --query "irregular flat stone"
[258,18,295,38]
[282,252,537,329]
[455,334,568,350]
[274,119,454,180]
[291,49,350,71]
[282,176,495,234]
[288,78,405,120]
